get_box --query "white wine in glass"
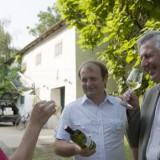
[121,68,143,109]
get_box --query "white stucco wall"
[22,26,76,104]
[18,25,77,128]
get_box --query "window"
[55,42,62,56]
[36,54,41,65]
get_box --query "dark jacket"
[139,84,160,160]
[126,84,160,160]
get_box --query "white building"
[16,21,98,128]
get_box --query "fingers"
[123,92,131,101]
[36,100,55,107]
[120,101,133,109]
[120,91,140,110]
[75,145,96,157]
[44,100,56,114]
[34,100,46,106]
[48,102,57,114]
[120,91,133,110]
[34,100,56,114]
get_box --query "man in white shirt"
[121,31,160,160]
[53,60,134,160]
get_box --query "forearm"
[9,100,56,160]
[54,139,76,157]
[126,108,140,148]
[10,122,41,160]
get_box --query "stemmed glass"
[8,72,61,116]
[9,72,36,96]
[120,68,143,109]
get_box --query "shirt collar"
[81,92,114,105]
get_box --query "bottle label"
[82,135,94,149]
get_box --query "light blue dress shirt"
[54,93,127,160]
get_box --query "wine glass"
[9,72,36,95]
[8,71,40,105]
[8,72,61,117]
[120,68,143,109]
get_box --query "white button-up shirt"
[146,96,160,160]
[54,94,127,160]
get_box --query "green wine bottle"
[64,125,96,150]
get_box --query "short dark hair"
[78,60,108,79]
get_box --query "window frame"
[55,41,63,56]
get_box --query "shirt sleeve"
[54,105,72,141]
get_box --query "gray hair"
[136,31,160,52]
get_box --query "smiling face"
[79,63,108,102]
[140,39,160,83]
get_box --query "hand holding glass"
[9,72,61,116]
[120,68,143,109]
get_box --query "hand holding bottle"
[74,144,96,157]
[64,125,96,150]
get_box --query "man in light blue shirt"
[53,60,130,160]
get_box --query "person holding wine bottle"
[53,60,135,160]
[121,30,160,160]
[0,100,56,160]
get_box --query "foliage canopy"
[0,19,21,93]
[57,0,160,95]
[27,3,61,37]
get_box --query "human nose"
[86,80,92,86]
[141,57,148,68]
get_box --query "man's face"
[140,40,160,83]
[79,63,107,99]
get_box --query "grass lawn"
[32,139,133,160]
[10,138,133,160]
[33,138,133,160]
[124,137,133,160]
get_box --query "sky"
[0,0,56,49]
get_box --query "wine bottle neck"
[64,125,75,134]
